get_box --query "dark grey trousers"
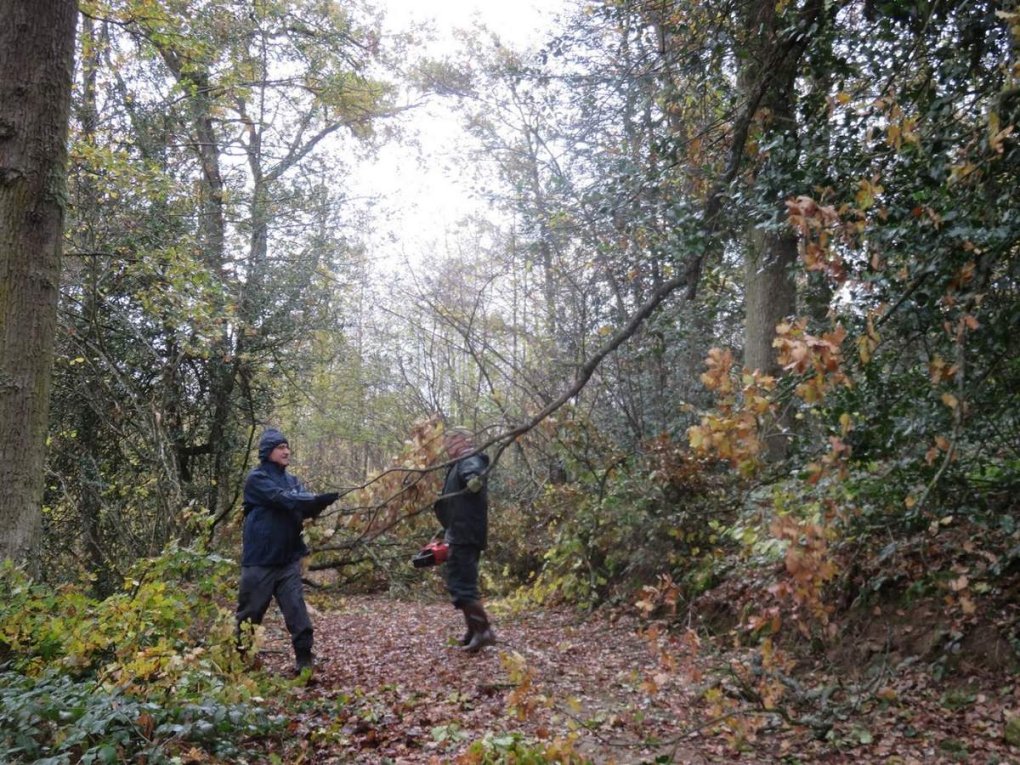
[444,544,481,608]
[236,560,313,657]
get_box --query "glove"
[466,476,484,493]
[317,492,340,507]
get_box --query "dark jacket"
[241,462,325,567]
[434,453,490,549]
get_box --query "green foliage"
[0,669,282,764]
[0,544,287,763]
[515,430,731,610]
[0,545,238,685]
[50,0,398,591]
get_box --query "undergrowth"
[0,542,286,764]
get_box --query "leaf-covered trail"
[254,595,1020,764]
[256,594,706,763]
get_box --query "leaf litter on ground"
[247,594,1020,764]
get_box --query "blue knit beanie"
[258,429,288,462]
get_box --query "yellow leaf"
[948,163,977,184]
[989,125,1014,154]
[857,335,872,364]
[941,392,958,409]
[887,123,901,147]
[856,186,874,210]
[688,428,704,449]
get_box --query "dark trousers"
[236,560,313,656]
[444,544,481,608]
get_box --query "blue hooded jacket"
[241,429,326,567]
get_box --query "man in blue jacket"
[235,428,339,674]
[434,427,496,653]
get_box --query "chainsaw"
[412,537,449,568]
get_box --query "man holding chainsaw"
[434,426,496,653]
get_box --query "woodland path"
[256,594,706,764]
[254,594,1020,764]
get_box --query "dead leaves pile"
[244,594,1020,764]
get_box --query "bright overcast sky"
[354,0,569,269]
[375,0,568,60]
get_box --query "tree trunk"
[745,227,798,459]
[0,0,78,567]
[745,231,798,378]
[740,0,805,462]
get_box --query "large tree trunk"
[740,0,805,462]
[745,231,798,378]
[0,0,78,567]
[745,228,798,460]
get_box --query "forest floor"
[246,592,1020,764]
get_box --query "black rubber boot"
[461,601,496,653]
[294,648,314,675]
[459,606,474,646]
